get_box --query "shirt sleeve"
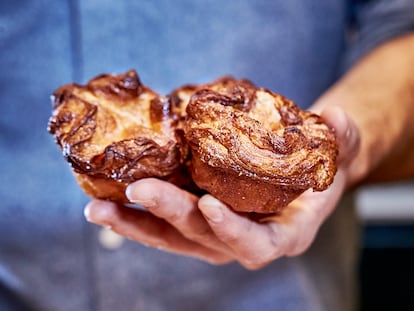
[344,0,414,68]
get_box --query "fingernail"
[125,184,156,208]
[200,196,224,223]
[84,203,91,221]
[83,201,112,226]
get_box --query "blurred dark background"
[356,182,414,310]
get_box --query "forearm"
[313,33,414,187]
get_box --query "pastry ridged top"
[184,80,338,191]
[48,69,338,209]
[48,70,187,183]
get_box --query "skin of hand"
[84,106,359,270]
[313,34,414,186]
[84,33,414,270]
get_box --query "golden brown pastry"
[48,69,338,213]
[184,81,338,213]
[48,70,191,203]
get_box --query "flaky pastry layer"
[183,80,338,212]
[48,70,338,212]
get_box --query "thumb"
[320,106,360,167]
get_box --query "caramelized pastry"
[184,82,338,213]
[48,69,338,213]
[48,70,191,203]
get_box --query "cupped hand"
[84,106,360,270]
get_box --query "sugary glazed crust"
[48,70,338,212]
[185,82,338,191]
[184,80,338,212]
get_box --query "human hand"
[84,106,360,269]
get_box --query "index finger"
[126,178,235,256]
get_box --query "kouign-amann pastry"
[48,70,338,213]
[48,70,191,203]
[184,80,338,213]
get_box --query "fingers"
[320,106,360,166]
[125,178,236,257]
[319,106,362,189]
[84,175,346,269]
[84,172,348,269]
[198,195,290,269]
[83,107,355,270]
[198,168,348,270]
[281,168,348,255]
[84,199,233,264]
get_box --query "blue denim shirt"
[1,1,413,310]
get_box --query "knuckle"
[220,230,242,245]
[239,248,280,270]
[241,261,264,270]
[267,223,284,249]
[206,256,234,266]
[241,257,269,270]
[267,222,308,258]
[184,226,212,242]
[164,209,184,223]
[286,237,313,256]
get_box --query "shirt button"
[98,227,125,250]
